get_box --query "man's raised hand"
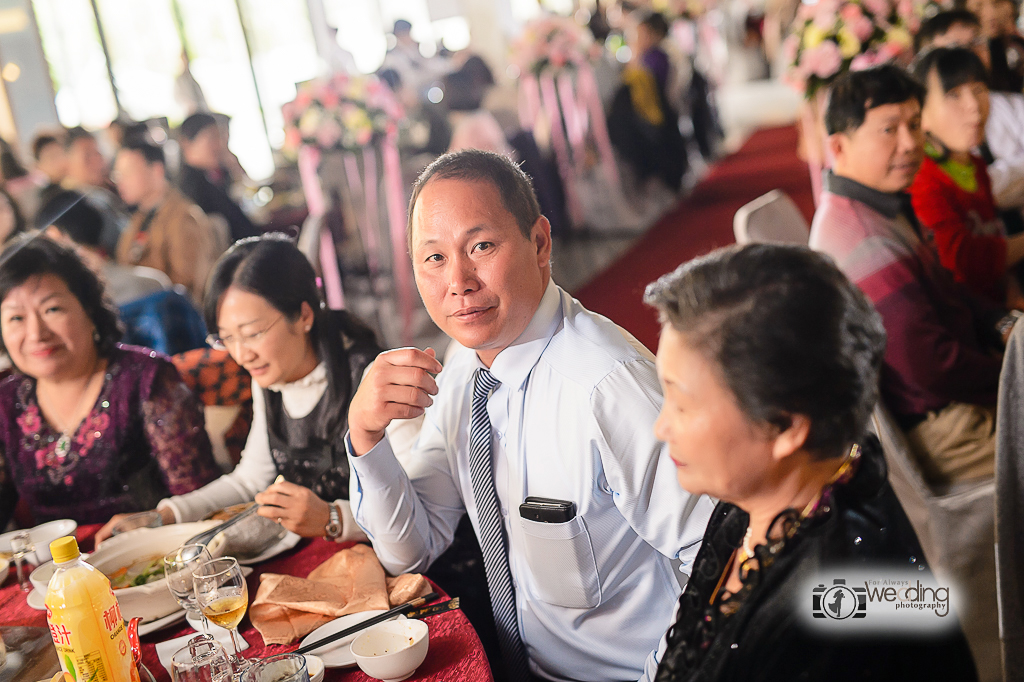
[348,347,442,456]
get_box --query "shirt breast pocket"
[518,515,601,609]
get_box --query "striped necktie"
[470,368,531,681]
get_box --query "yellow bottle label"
[46,562,138,682]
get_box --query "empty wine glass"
[164,544,213,632]
[193,557,250,671]
[171,634,233,682]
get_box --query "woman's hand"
[94,507,175,546]
[255,480,332,538]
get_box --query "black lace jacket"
[655,435,979,682]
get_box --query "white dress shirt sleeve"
[347,411,466,575]
[158,382,279,522]
[592,359,714,570]
[637,598,678,682]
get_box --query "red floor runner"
[575,124,815,352]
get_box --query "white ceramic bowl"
[29,560,56,596]
[85,521,220,622]
[304,655,325,682]
[351,620,429,682]
[0,519,77,563]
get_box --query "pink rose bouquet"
[785,0,921,97]
[282,73,404,156]
[510,14,594,76]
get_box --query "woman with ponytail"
[96,233,382,543]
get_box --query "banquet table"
[0,524,493,682]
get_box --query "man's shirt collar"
[479,280,561,392]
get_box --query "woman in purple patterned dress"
[0,235,219,528]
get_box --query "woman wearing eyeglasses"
[95,233,382,544]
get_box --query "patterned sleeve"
[142,361,220,495]
[0,444,15,530]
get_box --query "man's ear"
[531,215,552,265]
[771,414,811,462]
[827,132,847,168]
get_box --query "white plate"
[236,531,301,566]
[299,611,405,668]
[0,556,8,584]
[139,609,188,636]
[26,587,45,610]
[0,519,77,563]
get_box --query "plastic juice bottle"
[45,536,140,682]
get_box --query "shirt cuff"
[345,431,406,491]
[156,498,182,524]
[334,499,368,543]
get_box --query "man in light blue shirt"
[346,150,715,681]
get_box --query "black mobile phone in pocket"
[519,496,577,523]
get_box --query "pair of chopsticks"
[294,592,441,655]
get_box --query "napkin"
[155,625,249,676]
[249,544,430,645]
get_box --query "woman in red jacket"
[909,46,1024,306]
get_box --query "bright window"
[32,0,118,128]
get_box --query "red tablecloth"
[0,525,493,682]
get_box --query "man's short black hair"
[824,65,926,136]
[638,10,670,40]
[912,46,989,94]
[178,113,218,142]
[915,9,980,52]
[407,149,542,251]
[31,134,62,161]
[64,126,94,149]
[119,139,165,167]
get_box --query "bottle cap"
[50,536,80,564]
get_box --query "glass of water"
[171,635,233,682]
[10,532,36,593]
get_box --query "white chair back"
[871,404,999,681]
[733,189,810,245]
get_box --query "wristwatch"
[324,503,343,540]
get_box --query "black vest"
[261,313,379,501]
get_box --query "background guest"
[176,113,258,242]
[62,127,128,256]
[908,47,1024,306]
[0,235,218,528]
[31,132,67,207]
[0,188,27,246]
[644,244,978,682]
[114,139,219,305]
[609,10,689,193]
[809,65,1011,487]
[918,10,1024,237]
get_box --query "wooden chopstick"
[293,591,439,655]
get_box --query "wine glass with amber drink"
[193,557,250,671]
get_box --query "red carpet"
[575,124,815,352]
